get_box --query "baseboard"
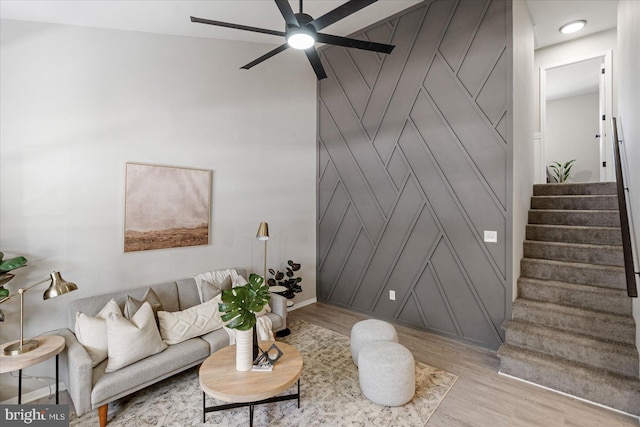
[498,371,640,420]
[0,381,67,405]
[288,297,317,311]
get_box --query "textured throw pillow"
[158,295,224,345]
[105,302,167,373]
[124,288,163,321]
[75,299,121,367]
[201,279,223,302]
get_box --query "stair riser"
[528,210,620,227]
[523,242,624,267]
[504,327,638,377]
[521,259,626,289]
[533,183,618,196]
[498,350,640,416]
[518,279,633,316]
[512,304,635,344]
[526,225,622,245]
[531,196,618,210]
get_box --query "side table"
[0,335,65,404]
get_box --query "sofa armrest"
[268,293,287,331]
[56,328,94,417]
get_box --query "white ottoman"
[350,319,398,366]
[358,341,415,406]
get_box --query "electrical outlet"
[389,290,396,301]
[484,230,498,243]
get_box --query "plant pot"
[235,328,253,371]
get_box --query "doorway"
[537,50,613,183]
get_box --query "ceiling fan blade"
[274,0,299,28]
[241,44,290,70]
[310,0,378,31]
[315,33,394,54]
[191,16,286,37]
[305,47,328,80]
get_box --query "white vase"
[235,328,253,371]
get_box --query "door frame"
[538,50,613,183]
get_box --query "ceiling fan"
[191,0,395,80]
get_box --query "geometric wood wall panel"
[317,0,511,350]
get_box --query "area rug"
[70,319,457,426]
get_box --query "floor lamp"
[1,271,78,356]
[256,222,269,281]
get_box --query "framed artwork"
[124,163,211,252]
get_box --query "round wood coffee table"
[199,340,303,426]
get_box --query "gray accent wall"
[317,0,512,350]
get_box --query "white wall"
[546,92,600,182]
[511,0,535,300]
[616,0,640,370]
[534,28,616,131]
[0,20,317,400]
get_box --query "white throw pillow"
[157,295,224,345]
[105,302,167,373]
[75,299,121,367]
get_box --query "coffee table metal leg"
[297,379,300,408]
[202,392,206,423]
[18,369,22,405]
[249,404,254,427]
[55,354,59,404]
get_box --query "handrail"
[612,117,638,297]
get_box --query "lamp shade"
[256,222,269,241]
[43,271,78,300]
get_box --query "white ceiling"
[0,0,619,49]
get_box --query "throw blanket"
[224,315,274,344]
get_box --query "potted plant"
[0,252,28,322]
[218,273,270,371]
[268,260,302,300]
[548,159,576,183]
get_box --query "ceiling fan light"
[559,20,586,34]
[287,30,315,50]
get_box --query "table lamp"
[0,271,78,356]
[256,222,269,281]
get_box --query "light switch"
[389,290,396,301]
[484,230,498,243]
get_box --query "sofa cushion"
[124,288,163,321]
[157,295,224,345]
[91,337,209,407]
[105,302,167,373]
[74,299,121,367]
[199,327,231,353]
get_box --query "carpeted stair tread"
[526,224,622,245]
[518,277,632,316]
[528,209,620,227]
[533,182,617,196]
[502,320,639,378]
[512,299,636,345]
[521,257,626,289]
[531,195,618,210]
[498,344,640,416]
[523,240,624,266]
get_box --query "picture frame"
[124,162,211,252]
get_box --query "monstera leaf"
[218,274,271,331]
[0,252,28,273]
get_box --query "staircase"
[498,182,640,416]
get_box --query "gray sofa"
[56,269,287,426]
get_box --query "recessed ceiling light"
[559,20,587,34]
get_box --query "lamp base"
[4,339,39,356]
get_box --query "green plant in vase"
[268,260,302,300]
[218,273,271,330]
[0,252,28,322]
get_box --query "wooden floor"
[289,302,639,427]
